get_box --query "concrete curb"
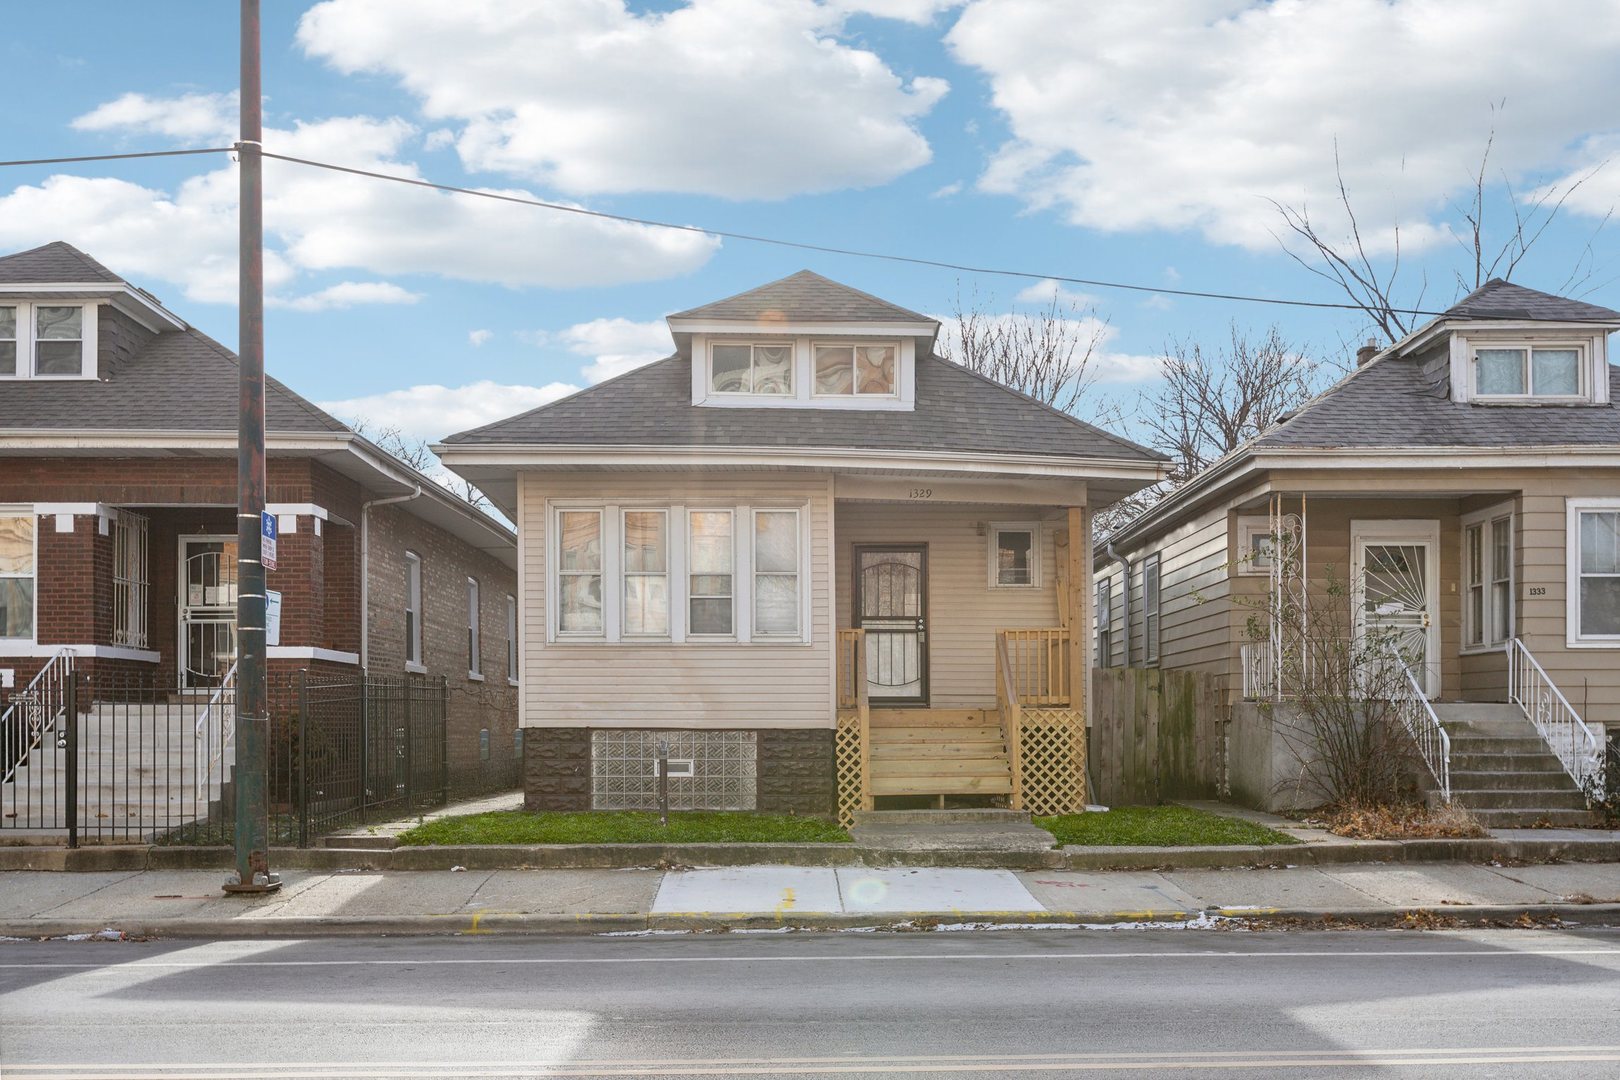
[5,903,1620,940]
[4,835,1618,872]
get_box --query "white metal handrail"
[1240,643,1275,700]
[1508,638,1604,797]
[1389,657,1451,803]
[1,650,74,785]
[194,662,238,802]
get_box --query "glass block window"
[591,729,758,810]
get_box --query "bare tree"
[1140,324,1320,486]
[1272,130,1609,343]
[351,418,491,511]
[937,286,1108,414]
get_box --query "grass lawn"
[395,810,850,846]
[1036,805,1295,847]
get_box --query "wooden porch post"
[1067,503,1088,716]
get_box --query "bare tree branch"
[936,285,1107,415]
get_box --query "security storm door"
[854,545,928,704]
[179,537,238,689]
[1351,522,1440,699]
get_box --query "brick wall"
[366,500,519,794]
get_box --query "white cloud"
[3,106,719,303]
[319,380,580,442]
[1013,278,1097,308]
[271,280,422,312]
[947,0,1620,251]
[833,0,962,22]
[468,329,493,347]
[71,91,238,142]
[930,181,963,199]
[296,0,947,199]
[553,316,673,383]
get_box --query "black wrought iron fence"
[0,669,451,847]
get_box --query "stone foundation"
[757,729,836,815]
[523,726,591,811]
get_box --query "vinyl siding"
[518,471,834,730]
[834,502,1062,708]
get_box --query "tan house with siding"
[438,271,1166,823]
[1094,280,1620,825]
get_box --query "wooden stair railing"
[996,632,1023,810]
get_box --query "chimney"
[1355,338,1379,367]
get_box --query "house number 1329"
[908,488,933,499]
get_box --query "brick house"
[0,242,519,793]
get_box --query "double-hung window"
[1142,554,1161,665]
[1096,577,1113,667]
[404,552,423,667]
[688,510,734,637]
[1462,508,1514,651]
[0,511,35,643]
[557,510,604,635]
[990,523,1038,587]
[622,509,669,637]
[1473,345,1585,400]
[813,343,897,396]
[752,509,800,637]
[466,577,482,677]
[711,343,793,395]
[0,303,93,379]
[1570,500,1620,644]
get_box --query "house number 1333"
[908,488,933,499]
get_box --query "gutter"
[359,484,423,669]
[1105,540,1131,668]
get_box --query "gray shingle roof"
[0,242,122,285]
[1444,279,1620,323]
[0,326,350,435]
[442,352,1164,462]
[1253,356,1620,450]
[669,270,935,324]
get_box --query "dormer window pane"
[712,344,752,392]
[1475,349,1526,395]
[753,345,792,394]
[711,342,791,395]
[814,345,854,394]
[856,345,895,394]
[1532,348,1580,396]
[0,307,15,377]
[35,306,83,377]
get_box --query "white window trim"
[750,507,806,640]
[1460,502,1514,655]
[466,576,482,679]
[810,340,901,400]
[506,593,519,686]
[1235,516,1273,576]
[1567,497,1620,648]
[1142,553,1162,666]
[0,301,98,381]
[1469,341,1592,403]
[404,551,423,669]
[621,507,671,640]
[987,521,1041,589]
[0,506,37,645]
[690,333,917,411]
[707,340,796,398]
[545,500,811,646]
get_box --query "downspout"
[1105,540,1131,669]
[359,485,423,670]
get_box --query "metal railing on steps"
[1508,638,1604,797]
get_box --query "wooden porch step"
[871,741,1006,759]
[869,709,994,727]
[874,757,1011,777]
[872,775,1014,796]
[870,726,1005,744]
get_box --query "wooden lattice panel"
[834,709,864,828]
[1018,708,1087,816]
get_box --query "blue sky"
[4,0,1619,445]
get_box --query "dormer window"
[1472,344,1585,401]
[0,302,94,379]
[814,343,897,396]
[711,342,792,395]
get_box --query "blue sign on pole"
[261,510,278,572]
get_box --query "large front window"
[1572,502,1620,643]
[1474,345,1584,399]
[622,510,669,637]
[0,512,35,641]
[558,510,604,635]
[688,510,734,637]
[711,343,792,395]
[752,509,800,637]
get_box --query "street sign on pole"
[265,589,281,647]
[260,511,277,571]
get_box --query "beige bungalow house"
[438,271,1166,823]
[1094,280,1620,825]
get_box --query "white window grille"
[112,510,149,649]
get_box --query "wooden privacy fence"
[1090,666,1227,807]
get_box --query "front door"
[854,545,928,704]
[1351,522,1440,698]
[179,537,238,689]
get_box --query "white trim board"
[266,647,361,665]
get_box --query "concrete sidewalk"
[4,860,1619,938]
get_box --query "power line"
[263,151,1462,319]
[0,147,235,168]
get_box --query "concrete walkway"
[4,860,1619,938]
[320,788,524,846]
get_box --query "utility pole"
[224,0,278,895]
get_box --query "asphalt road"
[3,927,1620,1078]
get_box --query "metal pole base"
[222,872,282,895]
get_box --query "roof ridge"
[668,269,933,324]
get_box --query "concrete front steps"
[868,708,1012,801]
[1431,704,1594,828]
